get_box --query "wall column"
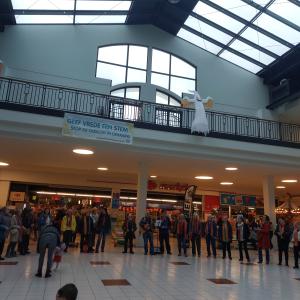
[0,180,10,207]
[136,162,148,246]
[263,176,276,225]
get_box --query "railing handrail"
[1,76,298,128]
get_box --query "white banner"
[62,113,133,144]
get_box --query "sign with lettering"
[63,113,133,144]
[9,192,25,202]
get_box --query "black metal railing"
[1,76,300,148]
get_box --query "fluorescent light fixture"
[0,162,9,166]
[195,176,213,180]
[281,179,298,183]
[193,201,202,205]
[57,193,76,196]
[148,199,178,203]
[225,167,238,171]
[220,182,233,185]
[36,191,56,195]
[150,175,157,178]
[276,186,286,189]
[97,167,108,171]
[36,191,111,198]
[73,149,94,155]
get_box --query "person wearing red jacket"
[257,215,271,264]
[177,214,188,257]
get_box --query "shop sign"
[242,195,256,206]
[147,181,189,192]
[220,193,257,206]
[63,113,133,145]
[111,192,120,209]
[9,191,25,202]
[220,193,236,205]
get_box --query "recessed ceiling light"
[220,182,233,185]
[97,167,108,171]
[195,176,213,180]
[0,162,9,166]
[150,175,157,178]
[225,167,238,171]
[276,186,286,189]
[73,149,94,155]
[281,179,298,183]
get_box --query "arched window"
[111,87,140,100]
[156,91,181,107]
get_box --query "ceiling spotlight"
[97,167,108,171]
[281,179,298,183]
[0,162,9,166]
[73,149,94,155]
[168,0,181,4]
[225,167,238,171]
[276,186,286,189]
[220,182,233,185]
[195,176,213,180]
[150,175,157,178]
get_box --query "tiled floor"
[1,242,300,300]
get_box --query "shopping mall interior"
[0,0,300,299]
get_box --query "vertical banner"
[184,185,197,217]
[111,192,120,209]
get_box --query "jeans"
[124,232,134,253]
[143,231,154,255]
[177,234,187,255]
[21,233,30,255]
[159,230,171,254]
[37,240,56,274]
[294,245,300,267]
[63,230,73,251]
[0,238,5,257]
[238,241,250,261]
[191,233,201,256]
[278,239,289,265]
[96,230,106,252]
[206,235,216,257]
[258,248,270,263]
[222,242,232,258]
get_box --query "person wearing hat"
[236,215,250,262]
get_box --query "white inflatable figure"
[188,90,211,135]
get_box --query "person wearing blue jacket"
[218,215,233,260]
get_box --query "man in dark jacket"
[0,207,11,260]
[122,214,137,254]
[159,210,172,255]
[205,215,217,258]
[218,215,233,260]
[95,208,111,253]
[139,213,154,255]
[236,216,250,262]
[21,207,33,255]
[78,209,94,253]
[36,224,60,278]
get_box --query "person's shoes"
[258,261,263,264]
[229,257,232,260]
[178,253,181,256]
[198,254,201,257]
[184,253,188,257]
[35,273,42,278]
[144,252,147,255]
[101,250,104,253]
[266,261,270,265]
[293,266,299,269]
[222,256,226,259]
[213,255,217,259]
[278,263,282,266]
[192,254,195,257]
[247,259,251,263]
[64,249,67,253]
[122,251,127,254]
[167,252,172,255]
[130,251,134,254]
[95,250,99,253]
[45,272,51,278]
[207,254,211,258]
[0,257,5,261]
[239,259,243,262]
[285,264,289,267]
[25,251,30,255]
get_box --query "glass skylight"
[76,1,132,11]
[12,0,74,10]
[15,15,73,24]
[75,15,127,24]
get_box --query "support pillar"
[263,176,276,227]
[136,162,148,246]
[0,180,10,207]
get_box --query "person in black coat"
[275,217,293,266]
[95,208,111,253]
[78,209,94,253]
[122,214,137,254]
[205,215,217,258]
[21,207,33,255]
[159,210,172,255]
[236,216,250,262]
[218,215,233,260]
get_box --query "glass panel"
[128,46,148,69]
[169,97,181,107]
[184,16,232,45]
[151,73,169,90]
[171,55,196,79]
[241,27,290,55]
[252,0,275,5]
[12,0,74,10]
[127,68,146,83]
[110,103,123,119]
[15,15,73,24]
[193,2,244,33]
[230,40,275,65]
[126,87,140,100]
[268,0,300,27]
[98,45,127,66]
[208,0,258,21]
[111,89,125,98]
[254,13,300,45]
[220,50,262,73]
[156,91,169,105]
[96,62,126,85]
[170,76,195,96]
[76,1,132,11]
[75,15,127,24]
[177,28,222,55]
[152,49,170,74]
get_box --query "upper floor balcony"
[0,76,300,149]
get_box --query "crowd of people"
[1,204,300,280]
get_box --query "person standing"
[190,213,202,257]
[292,222,300,269]
[61,210,76,253]
[90,207,99,250]
[218,215,233,260]
[20,206,33,255]
[236,216,250,262]
[275,217,293,266]
[257,215,271,264]
[122,214,137,254]
[177,214,188,257]
[5,209,21,258]
[205,215,217,258]
[159,210,172,255]
[35,224,60,278]
[78,209,94,253]
[0,207,11,260]
[139,213,154,255]
[95,208,111,253]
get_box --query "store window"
[96,45,148,85]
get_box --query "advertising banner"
[63,113,133,144]
[242,195,256,206]
[204,195,220,212]
[220,193,236,205]
[184,185,197,217]
[9,191,25,202]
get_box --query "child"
[53,243,66,271]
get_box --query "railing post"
[41,86,46,107]
[278,122,282,141]
[257,119,260,138]
[5,79,12,102]
[235,115,238,135]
